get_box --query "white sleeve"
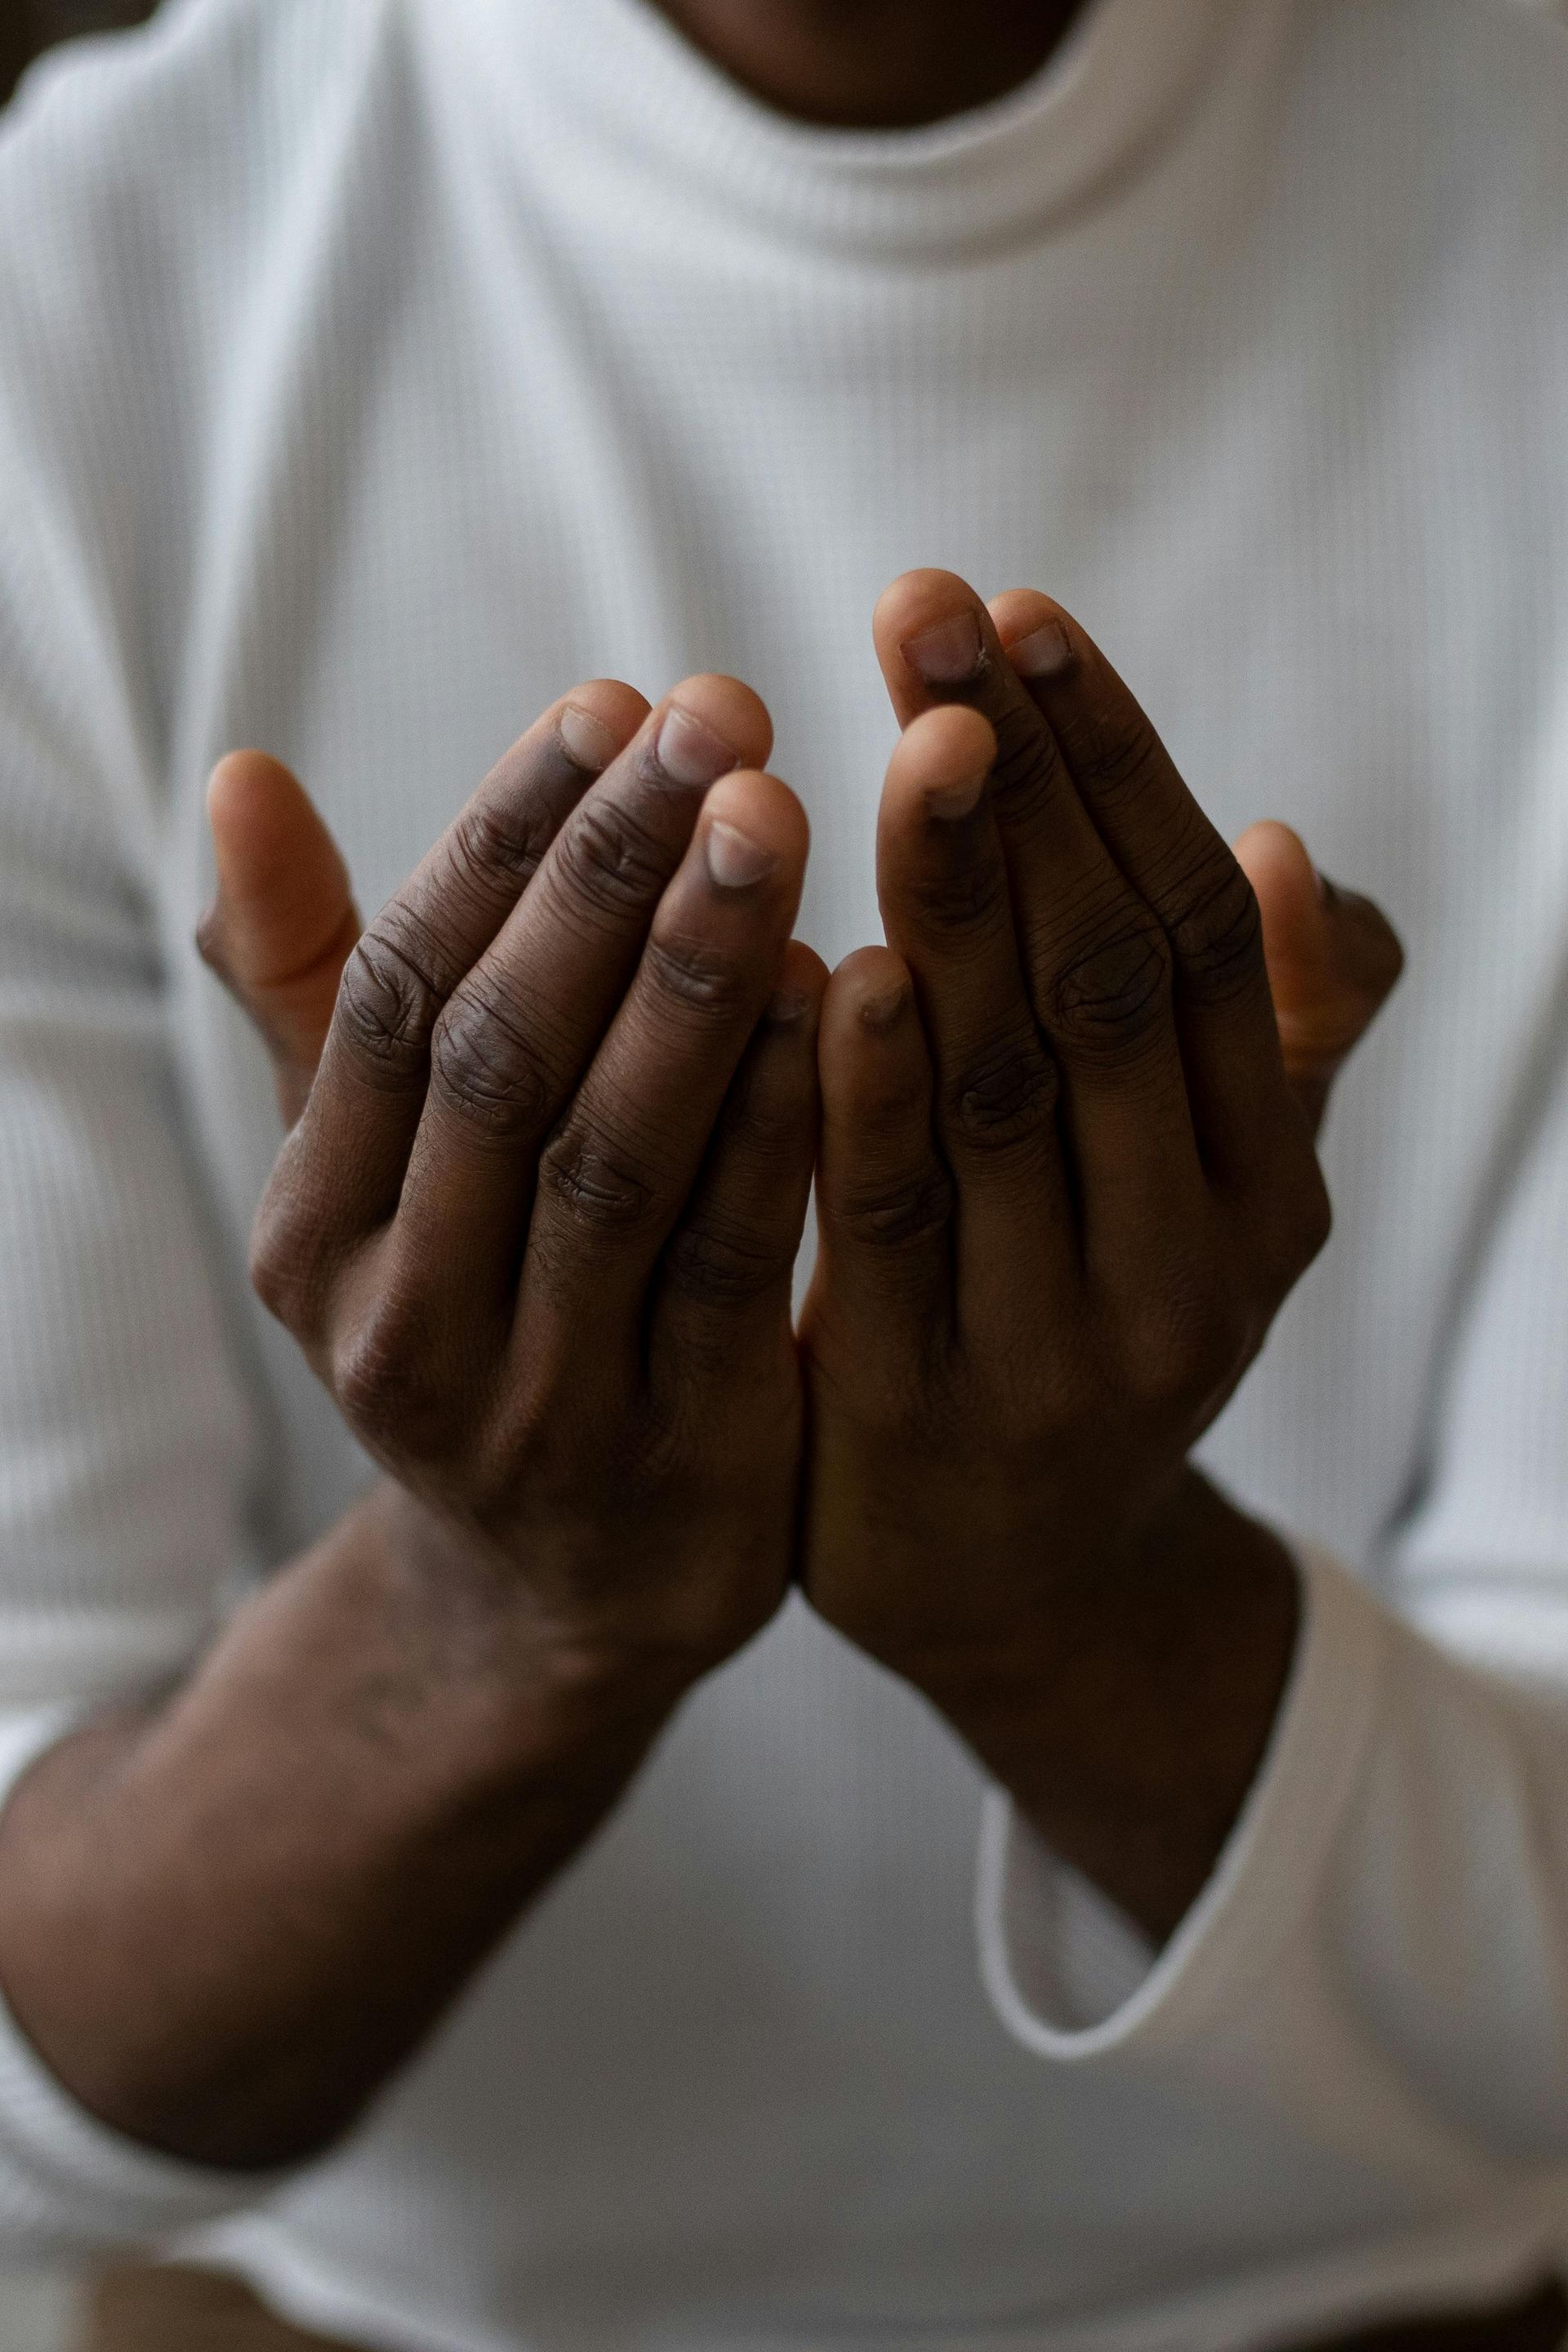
[978,1029,1568,2185]
[0,457,289,2248]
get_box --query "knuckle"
[429,983,550,1139]
[1250,1147,1334,1295]
[337,915,447,1085]
[1130,1280,1240,1410]
[550,799,669,925]
[1050,922,1171,1054]
[641,931,754,1024]
[722,1057,805,1159]
[537,1116,657,1234]
[1169,858,1265,1004]
[1062,716,1165,806]
[1281,1158,1334,1272]
[906,856,1011,942]
[447,795,556,901]
[947,1036,1059,1151]
[666,1211,786,1311]
[248,1215,308,1331]
[332,1293,444,1448]
[987,704,1066,825]
[248,1167,323,1334]
[836,1165,955,1252]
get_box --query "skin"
[804,575,1394,1935]
[649,0,1086,129]
[0,0,1408,2247]
[0,679,831,2161]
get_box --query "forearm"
[904,1472,1300,1944]
[0,1486,686,2170]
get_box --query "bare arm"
[0,1488,683,2169]
[0,672,825,2168]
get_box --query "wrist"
[324,1485,705,1792]
[892,1473,1302,1940]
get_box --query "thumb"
[1234,821,1404,1139]
[197,751,361,1126]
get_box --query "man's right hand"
[207,673,824,1691]
[0,674,822,2173]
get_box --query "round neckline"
[477,0,1244,257]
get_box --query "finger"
[515,767,809,1365]
[875,571,1205,1274]
[393,675,774,1318]
[1235,822,1405,1138]
[875,704,1075,1325]
[198,753,360,1126]
[253,684,646,1324]
[991,589,1291,1185]
[654,938,828,1382]
[812,946,953,1374]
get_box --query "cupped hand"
[201,677,826,1696]
[800,573,1401,1910]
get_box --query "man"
[0,1,1566,2347]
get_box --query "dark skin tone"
[0,20,1420,2319]
[651,0,1086,130]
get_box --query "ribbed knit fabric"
[1,2,1568,2345]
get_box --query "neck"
[648,1,1087,131]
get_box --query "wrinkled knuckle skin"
[550,800,670,925]
[1170,861,1265,1005]
[1130,1283,1241,1415]
[666,1213,787,1311]
[947,1038,1059,1151]
[987,705,1065,825]
[247,1147,337,1336]
[643,933,754,1024]
[836,1166,955,1252]
[248,1193,318,1335]
[1060,716,1165,806]
[447,797,557,902]
[1050,924,1171,1055]
[722,1060,808,1162]
[906,857,1011,942]
[537,1120,657,1234]
[332,1297,450,1455]
[337,917,448,1086]
[429,987,550,1140]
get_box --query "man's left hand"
[800,572,1402,1940]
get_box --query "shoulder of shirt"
[0,0,410,502]
[0,0,422,761]
[0,0,397,254]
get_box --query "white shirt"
[1,2,1567,2345]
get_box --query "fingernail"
[657,704,741,789]
[925,768,987,822]
[858,979,913,1036]
[706,818,778,891]
[560,704,621,773]
[1009,618,1071,679]
[903,611,985,686]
